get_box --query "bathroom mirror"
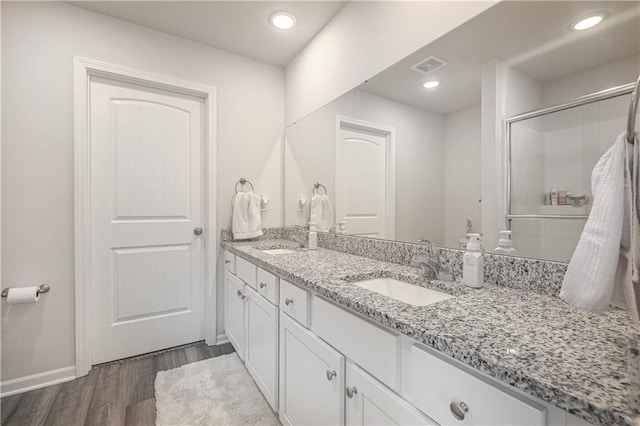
[284,1,640,262]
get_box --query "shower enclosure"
[505,83,635,262]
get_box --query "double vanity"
[222,233,635,426]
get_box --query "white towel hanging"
[560,131,640,316]
[232,191,263,240]
[310,194,333,232]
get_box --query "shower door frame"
[503,82,635,231]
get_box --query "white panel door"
[279,312,345,426]
[336,124,390,238]
[90,76,205,364]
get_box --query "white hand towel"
[310,194,333,232]
[560,131,634,313]
[232,191,263,240]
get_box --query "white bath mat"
[154,353,280,426]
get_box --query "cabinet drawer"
[224,251,235,274]
[236,256,257,287]
[405,344,545,426]
[312,297,400,391]
[279,280,310,327]
[257,268,279,305]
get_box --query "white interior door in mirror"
[336,118,395,239]
[89,76,205,364]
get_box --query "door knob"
[194,227,203,235]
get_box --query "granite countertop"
[223,239,636,426]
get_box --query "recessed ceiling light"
[271,12,296,30]
[423,80,440,89]
[571,13,607,31]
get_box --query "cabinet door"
[346,362,435,426]
[245,286,278,411]
[279,312,345,426]
[224,272,246,360]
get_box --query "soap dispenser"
[308,222,318,250]
[463,233,483,288]
[494,230,517,255]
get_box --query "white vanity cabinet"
[279,312,345,426]
[345,362,435,426]
[224,250,279,409]
[224,271,246,360]
[245,285,279,411]
[224,251,593,426]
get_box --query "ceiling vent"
[410,56,448,75]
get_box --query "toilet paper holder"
[1,284,50,298]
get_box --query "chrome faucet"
[412,238,454,281]
[412,254,440,279]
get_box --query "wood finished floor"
[1,341,235,426]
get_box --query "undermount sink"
[353,278,454,306]
[261,248,297,255]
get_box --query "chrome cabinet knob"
[285,298,293,306]
[326,370,337,381]
[346,386,358,399]
[194,227,203,236]
[450,401,469,421]
[260,282,267,289]
[225,259,231,264]
[236,289,246,300]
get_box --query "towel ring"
[235,178,254,193]
[313,182,328,195]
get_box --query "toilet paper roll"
[6,287,40,304]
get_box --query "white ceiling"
[360,1,640,115]
[69,1,346,66]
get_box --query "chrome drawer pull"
[346,386,358,399]
[326,370,337,381]
[236,289,246,300]
[225,259,231,264]
[450,401,469,421]
[285,298,294,306]
[260,282,268,289]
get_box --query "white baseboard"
[1,366,76,397]
[216,332,229,345]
